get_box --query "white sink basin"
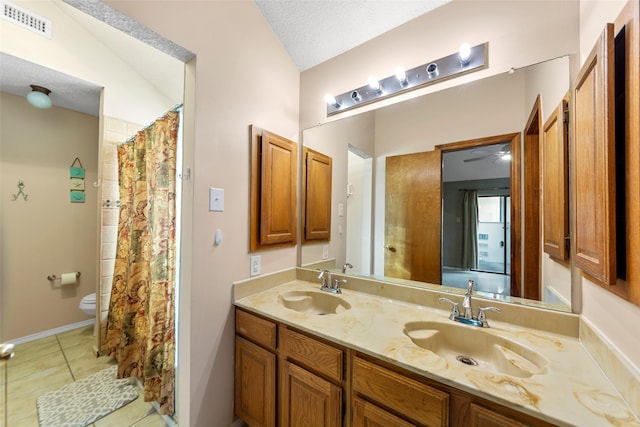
[403,321,548,378]
[278,290,351,315]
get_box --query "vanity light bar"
[326,42,488,117]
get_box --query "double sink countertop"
[233,268,640,427]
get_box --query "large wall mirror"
[301,55,573,313]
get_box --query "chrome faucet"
[342,263,353,273]
[317,270,345,294]
[462,279,474,319]
[439,280,502,328]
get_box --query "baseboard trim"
[8,319,95,345]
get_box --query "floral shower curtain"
[105,110,179,415]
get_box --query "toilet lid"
[82,293,96,303]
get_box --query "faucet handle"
[332,278,347,293]
[477,306,501,328]
[439,297,460,320]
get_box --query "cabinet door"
[573,23,617,286]
[261,130,298,245]
[303,147,332,242]
[353,357,448,427]
[353,397,414,427]
[235,336,276,427]
[542,97,569,260]
[280,360,342,427]
[468,403,528,427]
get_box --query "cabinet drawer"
[353,357,449,427]
[235,309,276,350]
[280,326,343,382]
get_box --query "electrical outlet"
[322,245,329,259]
[250,255,261,276]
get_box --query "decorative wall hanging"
[11,180,28,201]
[69,157,85,203]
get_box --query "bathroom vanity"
[233,269,639,427]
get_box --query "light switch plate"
[209,188,224,212]
[338,202,344,217]
[250,255,261,276]
[322,245,329,259]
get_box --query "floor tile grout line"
[55,334,77,381]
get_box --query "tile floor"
[1,325,167,427]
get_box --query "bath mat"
[36,365,138,427]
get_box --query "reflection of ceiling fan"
[464,144,511,163]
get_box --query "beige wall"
[0,92,98,340]
[103,1,300,425]
[578,0,640,372]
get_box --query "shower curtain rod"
[122,104,183,145]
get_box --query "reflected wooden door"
[385,150,441,283]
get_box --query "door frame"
[436,132,522,297]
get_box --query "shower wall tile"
[102,182,119,202]
[105,117,127,134]
[102,146,118,164]
[100,277,113,299]
[102,208,119,226]
[102,162,118,180]
[101,243,116,260]
[100,259,115,278]
[100,226,118,244]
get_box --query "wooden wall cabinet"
[251,125,298,251]
[303,147,332,242]
[573,23,617,287]
[571,0,640,306]
[542,96,569,261]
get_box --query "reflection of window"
[479,233,489,240]
[478,196,503,222]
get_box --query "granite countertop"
[233,275,640,427]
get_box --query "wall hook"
[11,180,28,201]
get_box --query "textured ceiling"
[254,0,451,71]
[1,0,448,115]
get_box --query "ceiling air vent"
[2,0,52,39]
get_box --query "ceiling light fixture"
[26,85,52,109]
[325,42,488,116]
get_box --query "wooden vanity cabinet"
[235,308,555,427]
[234,309,277,427]
[279,325,345,427]
[234,308,347,427]
[351,353,555,427]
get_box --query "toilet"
[79,292,96,316]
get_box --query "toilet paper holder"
[47,272,81,281]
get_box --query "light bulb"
[325,94,339,108]
[395,68,408,86]
[368,76,382,93]
[501,153,512,161]
[459,43,472,65]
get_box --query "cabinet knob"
[384,244,397,252]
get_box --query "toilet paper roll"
[60,272,78,286]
